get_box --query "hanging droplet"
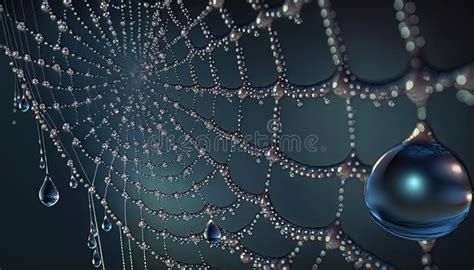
[92,248,102,268]
[69,176,78,189]
[365,122,472,240]
[203,219,221,243]
[90,222,99,237]
[38,175,59,207]
[19,96,29,112]
[419,239,436,253]
[39,157,46,170]
[87,232,97,249]
[101,215,112,232]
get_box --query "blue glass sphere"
[365,126,472,240]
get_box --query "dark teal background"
[1,0,474,269]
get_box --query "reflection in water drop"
[19,96,29,112]
[102,216,112,232]
[90,222,99,237]
[39,158,46,170]
[92,248,102,268]
[87,233,97,250]
[365,124,472,240]
[69,176,78,189]
[204,219,221,243]
[38,175,59,207]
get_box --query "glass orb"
[365,124,472,240]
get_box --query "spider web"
[1,0,473,269]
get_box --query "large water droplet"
[87,233,97,249]
[19,96,29,112]
[365,122,472,240]
[92,248,102,268]
[38,175,59,207]
[102,215,112,232]
[203,219,221,243]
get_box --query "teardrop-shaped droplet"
[102,215,112,232]
[203,219,221,243]
[69,176,78,189]
[38,175,59,207]
[19,96,30,112]
[87,232,97,250]
[92,248,102,268]
[90,222,99,237]
[38,158,46,170]
[365,122,472,240]
[419,239,436,253]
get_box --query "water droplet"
[19,96,29,112]
[87,233,97,249]
[203,219,221,243]
[365,122,472,240]
[419,239,436,253]
[102,216,112,232]
[92,248,102,268]
[39,158,46,170]
[38,175,59,207]
[90,222,99,237]
[69,176,78,189]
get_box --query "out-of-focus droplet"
[102,215,112,232]
[39,157,46,170]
